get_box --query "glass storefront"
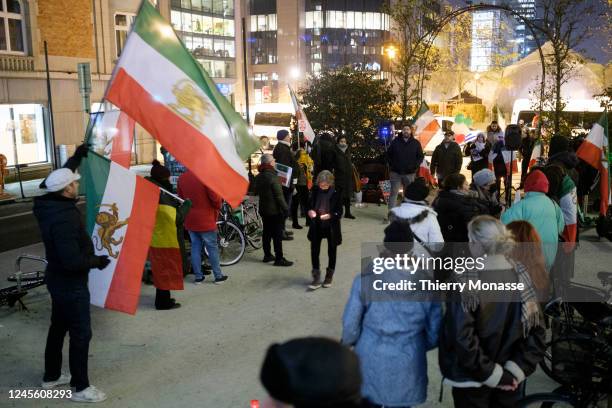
[0,104,48,167]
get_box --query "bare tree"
[534,0,597,133]
[384,1,442,120]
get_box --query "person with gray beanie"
[259,337,363,408]
[470,169,503,217]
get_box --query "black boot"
[322,268,335,288]
[308,269,322,290]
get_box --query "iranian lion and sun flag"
[80,1,258,314]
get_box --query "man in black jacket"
[272,129,298,239]
[431,131,463,187]
[33,147,110,403]
[386,125,424,211]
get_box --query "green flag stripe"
[81,151,111,235]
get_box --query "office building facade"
[470,7,518,72]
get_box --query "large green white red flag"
[105,1,259,207]
[577,112,610,215]
[81,152,159,314]
[289,86,315,142]
[88,110,135,169]
[414,101,440,149]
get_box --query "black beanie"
[548,134,569,158]
[260,337,362,408]
[383,220,415,255]
[404,177,429,201]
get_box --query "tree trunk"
[554,56,562,134]
[401,66,409,121]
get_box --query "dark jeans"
[310,233,337,271]
[44,286,92,392]
[452,386,521,408]
[262,214,284,260]
[291,185,309,226]
[282,187,293,229]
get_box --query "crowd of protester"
[33,117,591,405]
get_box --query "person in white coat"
[390,177,444,254]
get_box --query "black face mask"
[488,184,498,193]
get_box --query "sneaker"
[274,258,294,267]
[70,385,107,403]
[262,254,275,263]
[194,277,205,285]
[292,224,303,230]
[214,276,229,284]
[323,268,334,288]
[41,373,71,389]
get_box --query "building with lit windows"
[470,6,518,72]
[509,0,542,58]
[244,0,391,106]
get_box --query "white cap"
[44,168,81,192]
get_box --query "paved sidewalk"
[0,204,582,407]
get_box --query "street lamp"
[385,45,397,60]
[290,66,301,80]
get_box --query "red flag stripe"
[577,141,602,169]
[417,120,440,150]
[104,177,159,314]
[107,68,248,207]
[109,112,135,169]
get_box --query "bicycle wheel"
[243,202,263,249]
[517,393,575,408]
[214,220,245,266]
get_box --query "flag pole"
[159,186,185,204]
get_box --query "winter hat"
[276,129,290,140]
[548,134,569,158]
[383,220,415,255]
[44,168,81,192]
[404,177,429,201]
[150,160,170,181]
[260,337,362,408]
[524,170,549,193]
[472,169,496,187]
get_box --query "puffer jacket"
[390,199,444,250]
[255,166,288,217]
[501,192,565,270]
[439,267,546,388]
[343,272,441,407]
[33,193,100,291]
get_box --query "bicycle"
[203,198,263,266]
[0,255,47,309]
[518,272,612,408]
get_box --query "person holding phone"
[307,170,343,290]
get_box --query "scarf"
[460,258,541,337]
[338,145,348,153]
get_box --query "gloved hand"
[496,369,517,390]
[75,143,91,159]
[96,255,111,270]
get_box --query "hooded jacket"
[433,190,489,243]
[501,192,565,270]
[390,200,444,247]
[33,193,100,290]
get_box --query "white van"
[251,103,294,150]
[511,98,604,134]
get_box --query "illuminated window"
[0,0,26,54]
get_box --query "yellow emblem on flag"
[94,203,130,259]
[169,79,212,129]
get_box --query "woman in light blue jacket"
[341,220,442,408]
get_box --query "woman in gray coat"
[342,220,442,408]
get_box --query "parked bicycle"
[202,197,262,266]
[0,255,47,309]
[518,272,612,407]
